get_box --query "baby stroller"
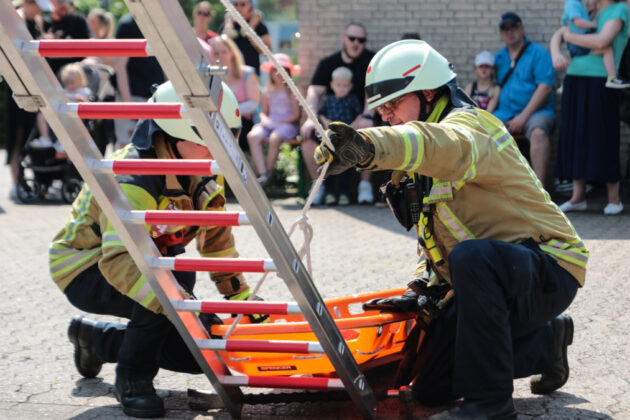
[16,62,116,204]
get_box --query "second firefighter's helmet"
[151,81,242,143]
[364,40,456,110]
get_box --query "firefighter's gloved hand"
[313,122,374,176]
[199,312,223,339]
[227,290,269,324]
[362,289,421,313]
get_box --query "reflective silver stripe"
[401,127,420,171]
[50,249,97,274]
[132,281,154,303]
[437,205,473,242]
[541,245,589,264]
[102,233,122,244]
[493,131,511,149]
[49,246,79,256]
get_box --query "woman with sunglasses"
[192,1,217,42]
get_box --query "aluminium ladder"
[0,1,377,418]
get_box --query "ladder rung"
[221,376,344,390]
[197,338,323,353]
[129,210,249,226]
[154,257,276,273]
[28,39,151,57]
[97,159,219,175]
[173,299,301,315]
[63,102,185,119]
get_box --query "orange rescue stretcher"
[210,288,415,377]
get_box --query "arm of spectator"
[486,86,501,113]
[258,91,270,125]
[113,56,132,102]
[464,82,473,96]
[573,17,598,30]
[564,18,623,50]
[352,98,375,130]
[507,83,553,134]
[299,85,326,138]
[550,27,571,71]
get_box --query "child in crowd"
[247,53,300,185]
[32,63,92,155]
[562,0,630,88]
[317,66,363,205]
[465,51,500,112]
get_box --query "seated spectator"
[465,51,501,112]
[209,35,260,152]
[32,62,92,156]
[247,53,300,185]
[192,1,218,42]
[493,12,555,184]
[317,67,363,205]
[220,0,272,75]
[299,22,376,205]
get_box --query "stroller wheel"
[16,176,42,203]
[62,178,83,204]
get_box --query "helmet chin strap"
[165,134,184,159]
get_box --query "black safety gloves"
[313,122,374,176]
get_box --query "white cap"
[474,50,495,67]
[35,0,53,11]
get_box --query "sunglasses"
[196,10,211,17]
[346,35,367,44]
[376,95,406,115]
[500,23,521,32]
[233,1,249,6]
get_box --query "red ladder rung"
[68,102,184,119]
[197,339,323,354]
[98,159,219,176]
[154,257,276,273]
[173,299,301,315]
[130,210,249,227]
[221,376,344,390]
[31,39,150,57]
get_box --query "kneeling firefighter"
[314,40,587,419]
[50,81,266,418]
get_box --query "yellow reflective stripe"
[442,123,478,190]
[120,183,158,211]
[539,245,588,268]
[127,274,157,308]
[62,190,92,242]
[436,203,475,242]
[424,181,453,204]
[50,248,101,278]
[202,185,224,210]
[394,125,423,171]
[202,247,237,258]
[102,230,124,248]
[492,130,513,152]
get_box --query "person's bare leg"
[247,131,267,176]
[300,138,319,181]
[529,127,550,185]
[606,181,621,205]
[266,132,284,174]
[569,179,586,204]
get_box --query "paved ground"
[1,149,629,419]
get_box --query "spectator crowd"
[4,0,628,215]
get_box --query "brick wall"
[297,0,630,178]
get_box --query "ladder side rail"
[124,2,377,418]
[0,4,243,416]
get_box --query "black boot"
[68,315,103,378]
[114,375,165,418]
[530,314,574,395]
[428,396,517,420]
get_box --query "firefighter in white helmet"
[314,40,587,419]
[50,81,266,418]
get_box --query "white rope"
[218,0,331,336]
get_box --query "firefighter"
[314,40,587,419]
[51,82,263,418]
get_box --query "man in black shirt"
[300,22,377,204]
[220,0,272,75]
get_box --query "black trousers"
[412,239,579,404]
[65,263,203,380]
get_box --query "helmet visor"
[365,75,415,108]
